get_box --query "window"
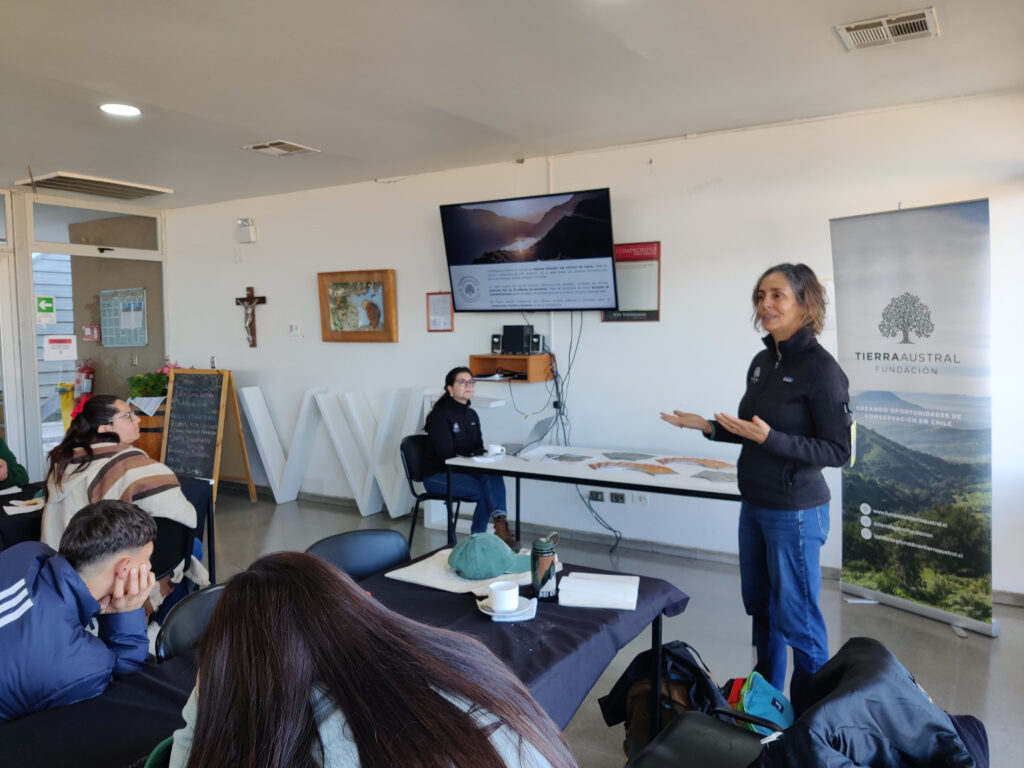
[33,203,159,252]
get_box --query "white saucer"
[478,595,532,618]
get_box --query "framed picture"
[426,291,454,332]
[317,269,398,342]
[602,242,661,322]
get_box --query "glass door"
[6,191,166,478]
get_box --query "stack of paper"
[3,497,44,515]
[557,572,639,610]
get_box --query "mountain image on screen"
[440,190,612,266]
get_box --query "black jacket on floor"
[756,637,982,767]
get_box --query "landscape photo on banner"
[831,200,992,626]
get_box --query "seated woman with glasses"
[168,551,577,768]
[422,366,516,549]
[40,395,207,601]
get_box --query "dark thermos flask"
[531,532,560,601]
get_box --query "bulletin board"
[99,287,148,346]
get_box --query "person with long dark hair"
[422,366,516,548]
[40,395,206,590]
[660,263,852,710]
[169,551,577,768]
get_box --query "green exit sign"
[36,295,56,325]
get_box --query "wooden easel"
[161,368,256,504]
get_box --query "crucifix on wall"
[235,286,266,347]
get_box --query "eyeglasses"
[109,408,137,424]
[453,378,475,387]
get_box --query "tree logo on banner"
[878,292,934,344]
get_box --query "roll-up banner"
[830,200,996,637]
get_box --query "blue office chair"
[154,583,225,662]
[305,529,410,581]
[400,434,471,547]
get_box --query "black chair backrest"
[306,529,410,581]
[152,517,194,580]
[400,434,431,488]
[154,583,225,662]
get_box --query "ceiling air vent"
[244,140,321,157]
[836,7,939,51]
[14,171,172,199]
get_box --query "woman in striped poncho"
[41,395,207,597]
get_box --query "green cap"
[448,533,531,580]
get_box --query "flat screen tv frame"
[439,187,618,313]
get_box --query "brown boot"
[492,515,518,551]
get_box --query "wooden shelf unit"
[469,354,554,383]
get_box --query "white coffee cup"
[488,580,519,613]
[486,443,506,456]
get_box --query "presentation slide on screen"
[450,259,616,311]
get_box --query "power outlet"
[610,492,626,504]
[588,490,605,502]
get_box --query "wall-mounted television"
[439,188,618,312]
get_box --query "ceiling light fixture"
[99,103,142,117]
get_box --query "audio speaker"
[530,333,544,354]
[491,334,502,354]
[501,324,533,355]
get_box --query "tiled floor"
[212,491,1020,766]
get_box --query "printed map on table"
[588,461,677,476]
[656,456,734,469]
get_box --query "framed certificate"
[426,292,454,332]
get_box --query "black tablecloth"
[361,561,690,729]
[0,653,196,768]
[0,483,45,550]
[0,561,687,765]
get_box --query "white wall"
[165,93,1024,592]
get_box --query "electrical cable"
[575,485,622,554]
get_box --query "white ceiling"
[2,0,1022,209]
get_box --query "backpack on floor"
[599,640,731,759]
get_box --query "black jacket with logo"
[709,326,851,510]
[423,394,485,476]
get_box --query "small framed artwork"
[426,291,454,332]
[602,242,661,322]
[318,269,398,342]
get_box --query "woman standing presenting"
[423,367,516,549]
[661,263,851,708]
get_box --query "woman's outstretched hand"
[714,412,771,444]
[659,410,712,435]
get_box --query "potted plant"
[126,360,181,459]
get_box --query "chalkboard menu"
[161,370,228,480]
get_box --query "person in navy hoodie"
[0,499,156,721]
[661,263,851,710]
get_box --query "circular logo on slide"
[458,275,482,304]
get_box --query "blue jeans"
[738,501,830,708]
[423,471,507,533]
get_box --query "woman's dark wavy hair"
[750,262,827,335]
[185,552,576,768]
[46,395,123,490]
[424,366,473,429]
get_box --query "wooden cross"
[235,287,266,348]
